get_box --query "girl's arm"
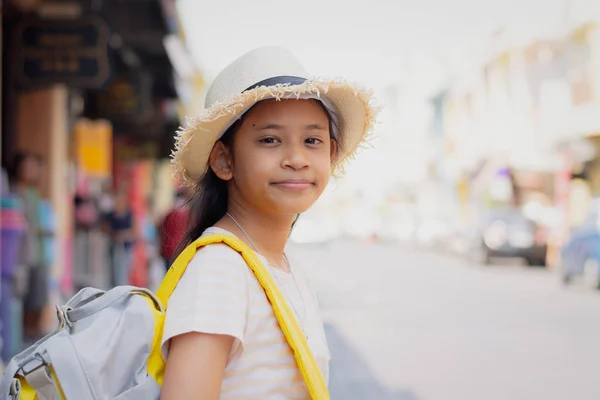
[160,244,249,398]
[161,332,234,399]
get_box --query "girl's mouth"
[271,180,314,190]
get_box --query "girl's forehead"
[245,99,328,121]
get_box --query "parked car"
[469,208,548,266]
[560,200,600,288]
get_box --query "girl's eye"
[305,138,323,145]
[259,137,280,144]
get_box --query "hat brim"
[172,79,379,186]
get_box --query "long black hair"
[173,100,339,260]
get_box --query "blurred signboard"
[14,16,112,89]
[114,138,160,161]
[74,119,113,178]
[95,74,153,122]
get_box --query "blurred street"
[289,240,600,400]
[4,0,600,397]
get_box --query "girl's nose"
[281,143,310,170]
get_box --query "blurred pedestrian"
[10,152,51,341]
[104,190,136,287]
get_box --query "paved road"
[288,239,600,400]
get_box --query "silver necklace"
[225,212,308,338]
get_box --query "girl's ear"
[209,142,234,181]
[330,138,338,161]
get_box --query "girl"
[161,46,376,399]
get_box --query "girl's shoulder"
[182,228,251,281]
[162,229,252,355]
[188,241,248,273]
[170,234,252,308]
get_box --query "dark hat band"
[244,76,307,92]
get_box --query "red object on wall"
[128,161,152,287]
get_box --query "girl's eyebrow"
[256,123,284,130]
[256,123,327,131]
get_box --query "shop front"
[0,0,194,362]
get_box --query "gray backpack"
[0,286,163,400]
[0,233,329,400]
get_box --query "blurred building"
[1,0,203,294]
[427,22,600,264]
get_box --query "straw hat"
[172,46,378,186]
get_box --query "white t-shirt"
[162,227,330,399]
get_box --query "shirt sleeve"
[161,243,249,359]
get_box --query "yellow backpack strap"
[155,233,330,400]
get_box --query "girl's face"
[212,99,337,217]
